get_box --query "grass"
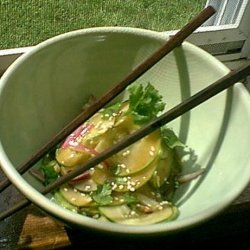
[0,0,206,49]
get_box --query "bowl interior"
[0,27,250,234]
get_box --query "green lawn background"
[0,0,205,49]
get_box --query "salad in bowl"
[37,83,195,225]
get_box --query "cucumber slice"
[59,185,92,207]
[91,165,110,185]
[94,131,115,154]
[73,178,98,192]
[150,144,174,188]
[113,156,158,192]
[84,112,115,140]
[53,191,79,212]
[56,147,91,167]
[99,204,178,225]
[112,130,161,176]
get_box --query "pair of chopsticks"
[0,6,216,193]
[0,6,249,221]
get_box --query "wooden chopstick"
[1,64,250,221]
[0,6,216,193]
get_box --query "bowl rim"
[0,26,250,235]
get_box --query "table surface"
[0,79,250,250]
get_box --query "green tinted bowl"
[0,27,250,235]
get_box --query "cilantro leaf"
[40,160,59,185]
[161,127,184,149]
[92,183,113,206]
[128,83,165,124]
[123,193,138,204]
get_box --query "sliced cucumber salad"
[40,83,185,225]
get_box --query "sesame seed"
[160,201,169,205]
[130,211,136,216]
[126,169,130,173]
[73,188,78,193]
[129,187,135,192]
[53,164,60,172]
[150,146,155,151]
[71,198,76,201]
[149,150,154,156]
[122,150,130,156]
[64,188,68,192]
[119,185,124,190]
[120,164,126,169]
[157,205,163,210]
[80,193,86,197]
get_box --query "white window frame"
[1,0,250,88]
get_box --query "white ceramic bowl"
[0,27,250,235]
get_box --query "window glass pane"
[0,0,206,49]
